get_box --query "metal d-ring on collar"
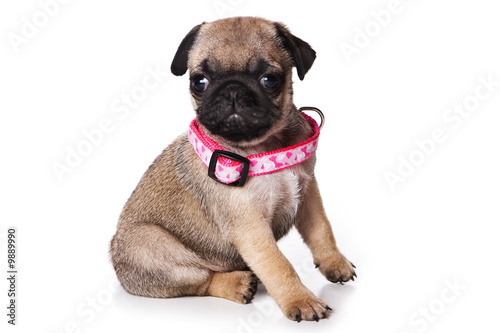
[298,107,325,130]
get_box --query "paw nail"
[295,314,301,322]
[314,263,320,268]
[243,296,251,304]
[350,262,356,269]
[313,315,319,322]
[321,312,327,319]
[353,272,357,278]
[326,306,332,311]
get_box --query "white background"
[1,0,499,332]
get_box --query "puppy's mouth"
[214,113,272,142]
[197,80,279,142]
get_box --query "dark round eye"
[191,75,209,93]
[260,74,279,90]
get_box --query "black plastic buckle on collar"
[208,150,250,187]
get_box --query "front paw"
[315,253,357,284]
[280,290,332,322]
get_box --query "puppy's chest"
[248,166,308,225]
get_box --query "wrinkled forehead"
[187,20,290,75]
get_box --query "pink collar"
[188,111,321,186]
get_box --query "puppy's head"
[171,17,316,145]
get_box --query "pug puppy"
[110,16,356,322]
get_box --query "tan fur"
[188,18,293,77]
[206,271,258,304]
[109,17,355,322]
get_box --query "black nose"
[226,84,241,101]
[220,82,255,111]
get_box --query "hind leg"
[207,271,258,304]
[110,223,258,303]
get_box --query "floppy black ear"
[274,23,316,80]
[171,23,204,76]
